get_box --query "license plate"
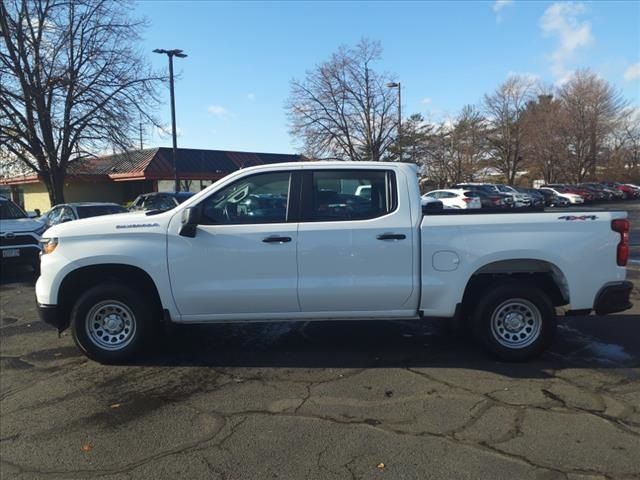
[2,249,20,258]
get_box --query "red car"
[602,182,640,200]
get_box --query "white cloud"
[493,0,513,23]
[624,62,640,81]
[207,104,229,116]
[420,97,432,105]
[540,2,594,84]
[247,93,256,101]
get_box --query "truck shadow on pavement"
[137,314,640,376]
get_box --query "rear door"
[296,168,415,315]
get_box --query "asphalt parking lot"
[1,203,639,480]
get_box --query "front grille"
[0,234,39,247]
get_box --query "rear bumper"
[594,281,634,315]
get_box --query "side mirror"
[179,206,201,238]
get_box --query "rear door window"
[303,170,396,222]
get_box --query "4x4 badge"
[558,215,598,221]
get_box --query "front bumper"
[37,301,64,331]
[594,281,634,315]
[0,246,40,265]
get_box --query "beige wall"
[17,180,129,213]
[20,183,51,213]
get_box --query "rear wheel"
[471,281,556,361]
[71,283,154,363]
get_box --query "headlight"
[40,237,58,255]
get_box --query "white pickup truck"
[36,162,633,363]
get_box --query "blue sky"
[135,0,640,154]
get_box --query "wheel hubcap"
[85,300,136,351]
[490,299,542,349]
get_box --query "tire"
[70,282,154,363]
[471,281,556,361]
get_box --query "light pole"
[153,48,187,192]
[386,81,402,162]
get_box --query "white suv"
[422,189,482,209]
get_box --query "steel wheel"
[85,300,137,351]
[490,298,542,349]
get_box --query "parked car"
[423,189,482,209]
[451,183,515,208]
[601,182,639,200]
[463,189,507,209]
[494,184,532,208]
[577,185,610,202]
[420,195,444,211]
[513,187,545,210]
[36,162,633,364]
[0,195,45,272]
[536,189,569,207]
[539,187,584,205]
[579,184,615,201]
[547,184,595,203]
[40,203,127,228]
[129,191,196,212]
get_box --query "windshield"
[0,199,27,220]
[76,205,127,219]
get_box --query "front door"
[167,170,300,319]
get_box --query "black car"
[463,189,507,209]
[41,202,128,227]
[129,191,196,212]
[451,183,514,208]
[536,189,569,207]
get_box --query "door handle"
[376,233,406,240]
[263,236,292,243]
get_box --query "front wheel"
[71,283,154,363]
[471,281,556,361]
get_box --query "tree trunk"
[43,167,66,206]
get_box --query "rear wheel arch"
[460,259,569,316]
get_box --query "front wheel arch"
[57,264,163,332]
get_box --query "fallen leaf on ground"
[80,443,93,452]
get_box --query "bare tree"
[521,94,569,184]
[286,39,397,161]
[449,105,487,183]
[557,69,628,182]
[484,76,537,184]
[600,107,640,181]
[0,0,162,205]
